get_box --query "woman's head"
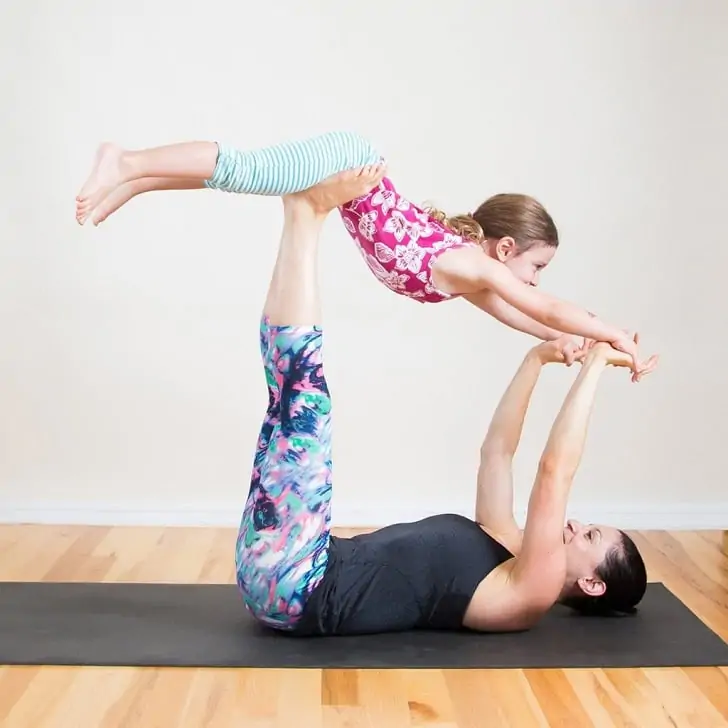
[427,193,559,287]
[559,519,647,616]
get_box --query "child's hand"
[588,339,659,379]
[609,331,656,382]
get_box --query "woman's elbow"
[536,454,570,481]
[480,439,515,461]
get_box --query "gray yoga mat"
[0,581,726,669]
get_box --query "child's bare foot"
[293,163,387,215]
[90,180,142,226]
[75,143,127,225]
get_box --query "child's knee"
[324,131,380,165]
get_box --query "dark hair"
[426,193,559,251]
[563,531,647,616]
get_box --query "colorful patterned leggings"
[235,316,333,630]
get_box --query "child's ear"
[495,236,517,261]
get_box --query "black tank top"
[293,513,513,635]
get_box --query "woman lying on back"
[230,167,658,635]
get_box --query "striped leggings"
[235,317,333,630]
[204,131,381,196]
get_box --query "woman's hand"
[587,334,659,380]
[531,335,590,366]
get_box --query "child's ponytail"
[425,206,485,244]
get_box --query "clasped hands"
[533,333,659,382]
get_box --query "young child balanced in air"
[74,131,653,377]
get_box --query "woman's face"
[562,519,622,597]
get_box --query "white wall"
[0,0,726,530]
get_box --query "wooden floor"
[0,525,726,727]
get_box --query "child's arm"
[434,247,642,373]
[204,131,381,196]
[464,289,565,341]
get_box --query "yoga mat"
[1,581,726,669]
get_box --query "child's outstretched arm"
[464,289,566,341]
[76,131,381,225]
[434,247,646,377]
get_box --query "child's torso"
[337,177,478,303]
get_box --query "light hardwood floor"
[0,524,726,727]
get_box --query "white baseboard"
[1,500,727,531]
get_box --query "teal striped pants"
[204,131,382,196]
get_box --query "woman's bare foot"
[75,143,128,225]
[291,163,387,215]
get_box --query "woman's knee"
[235,533,330,628]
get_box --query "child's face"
[500,240,556,287]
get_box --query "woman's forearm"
[481,351,543,456]
[510,352,609,597]
[538,354,607,480]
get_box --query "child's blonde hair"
[425,193,559,251]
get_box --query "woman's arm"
[475,338,582,550]
[433,247,642,373]
[474,348,544,548]
[509,350,609,611]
